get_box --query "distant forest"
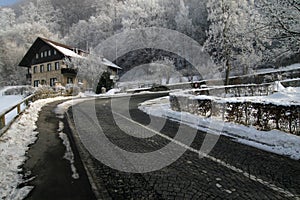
[0,0,299,86]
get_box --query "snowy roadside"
[139,96,300,160]
[0,96,75,200]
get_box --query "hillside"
[0,0,299,87]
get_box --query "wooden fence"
[0,95,36,136]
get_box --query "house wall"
[31,60,63,87]
[31,59,90,90]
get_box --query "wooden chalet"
[19,37,121,89]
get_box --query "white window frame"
[47,63,52,71]
[55,62,60,70]
[40,65,44,73]
[50,78,57,87]
[33,66,37,73]
[34,80,39,87]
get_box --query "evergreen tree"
[96,71,114,94]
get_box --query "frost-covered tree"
[18,0,63,34]
[258,0,300,63]
[65,14,114,50]
[149,57,177,84]
[0,4,59,86]
[175,0,194,36]
[204,0,267,84]
[64,50,107,89]
[118,0,169,30]
[0,8,15,32]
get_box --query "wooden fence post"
[17,104,21,114]
[0,115,5,129]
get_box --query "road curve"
[67,93,300,200]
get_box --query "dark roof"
[19,37,87,67]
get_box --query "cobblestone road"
[68,93,300,200]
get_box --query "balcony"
[61,68,78,76]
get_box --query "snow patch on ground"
[54,98,88,119]
[0,96,71,199]
[174,82,300,106]
[58,121,79,180]
[139,96,300,160]
[0,95,24,113]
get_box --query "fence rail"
[0,94,36,136]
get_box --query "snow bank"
[139,96,300,160]
[58,121,79,179]
[0,96,71,199]
[106,88,121,95]
[0,95,23,113]
[54,98,88,119]
[173,83,300,106]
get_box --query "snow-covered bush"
[33,85,57,100]
[3,86,34,96]
[65,84,80,96]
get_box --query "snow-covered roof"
[47,42,84,59]
[19,37,121,70]
[101,58,122,69]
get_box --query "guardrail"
[0,94,36,136]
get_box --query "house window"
[48,50,51,56]
[33,66,37,73]
[50,78,57,87]
[55,62,60,70]
[44,51,47,57]
[33,80,39,87]
[41,52,43,58]
[36,53,39,59]
[47,63,52,71]
[54,49,57,55]
[67,77,73,84]
[40,65,44,73]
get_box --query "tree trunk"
[225,60,230,86]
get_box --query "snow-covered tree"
[204,0,268,84]
[0,8,15,32]
[257,0,300,63]
[18,0,63,34]
[64,50,107,89]
[175,0,194,36]
[118,0,169,30]
[149,57,177,84]
[65,13,114,50]
[0,4,59,86]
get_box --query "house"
[19,37,121,89]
